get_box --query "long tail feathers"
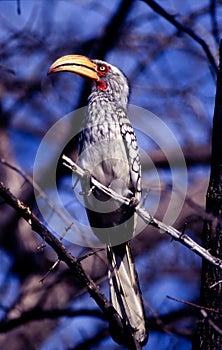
[107,242,147,345]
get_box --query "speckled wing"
[117,107,142,203]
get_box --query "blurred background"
[0,0,221,349]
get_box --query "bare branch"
[62,155,222,271]
[142,0,218,76]
[165,296,222,337]
[209,0,220,45]
[167,295,219,314]
[0,181,141,350]
[0,158,74,239]
[209,280,222,289]
[17,0,21,15]
[0,307,104,333]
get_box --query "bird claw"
[129,197,139,209]
[79,170,94,196]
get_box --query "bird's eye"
[97,63,110,78]
[99,65,107,71]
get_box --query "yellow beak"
[48,54,99,81]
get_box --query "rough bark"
[193,41,222,349]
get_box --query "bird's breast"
[78,122,132,197]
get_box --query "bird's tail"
[107,242,148,345]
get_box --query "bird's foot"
[79,170,94,196]
[129,197,139,209]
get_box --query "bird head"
[48,54,129,106]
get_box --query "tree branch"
[0,182,141,350]
[209,0,220,45]
[0,308,104,333]
[61,155,222,271]
[142,0,218,76]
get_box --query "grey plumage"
[78,60,147,345]
[48,55,148,345]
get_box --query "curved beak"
[48,54,99,81]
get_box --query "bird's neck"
[85,88,128,126]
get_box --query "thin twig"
[142,0,218,76]
[0,158,75,239]
[209,0,220,45]
[167,295,219,314]
[0,308,104,333]
[209,279,222,289]
[167,295,222,335]
[78,248,104,262]
[39,259,60,284]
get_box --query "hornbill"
[48,55,148,346]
